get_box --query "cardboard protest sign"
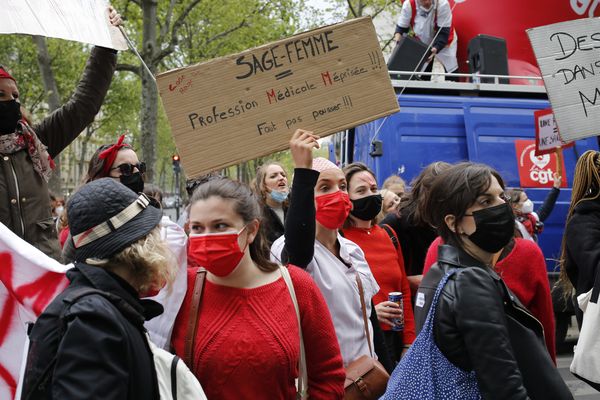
[1,0,126,50]
[157,17,399,177]
[527,18,600,143]
[534,108,573,155]
[515,139,567,188]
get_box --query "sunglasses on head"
[111,162,146,176]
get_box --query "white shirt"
[271,233,380,366]
[397,0,458,72]
[143,216,189,349]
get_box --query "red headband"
[0,67,16,82]
[98,135,130,176]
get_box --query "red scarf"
[98,135,130,176]
[0,120,54,182]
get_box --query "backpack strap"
[280,266,308,399]
[171,355,180,400]
[381,224,399,250]
[23,287,115,400]
[409,0,455,47]
[409,0,417,32]
[356,274,374,357]
[184,268,207,374]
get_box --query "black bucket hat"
[67,178,162,263]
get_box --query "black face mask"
[350,194,383,221]
[0,99,22,135]
[466,203,515,253]
[120,172,144,194]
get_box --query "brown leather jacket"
[0,46,117,260]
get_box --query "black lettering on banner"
[235,30,340,80]
[579,87,600,117]
[188,100,259,129]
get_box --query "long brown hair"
[559,150,600,295]
[404,161,452,227]
[252,161,288,206]
[423,162,505,251]
[190,177,278,272]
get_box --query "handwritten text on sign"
[528,18,600,143]
[156,17,399,177]
[534,108,573,155]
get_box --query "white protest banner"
[1,0,126,51]
[0,219,188,399]
[528,18,600,143]
[156,17,400,177]
[0,223,70,400]
[534,108,574,155]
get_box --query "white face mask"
[55,206,64,216]
[521,199,534,214]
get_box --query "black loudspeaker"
[467,35,509,83]
[387,36,429,79]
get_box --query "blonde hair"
[559,150,600,296]
[252,161,287,203]
[100,226,177,295]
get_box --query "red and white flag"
[0,217,188,399]
[0,223,70,399]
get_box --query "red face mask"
[188,227,247,277]
[315,191,352,229]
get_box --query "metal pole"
[175,169,180,221]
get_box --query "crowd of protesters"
[0,5,593,400]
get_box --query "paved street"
[558,343,600,399]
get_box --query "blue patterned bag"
[381,270,482,400]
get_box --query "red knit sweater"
[423,237,556,363]
[171,265,345,400]
[343,226,416,344]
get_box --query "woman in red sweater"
[423,236,556,363]
[341,163,416,362]
[171,175,345,399]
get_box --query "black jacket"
[262,202,287,248]
[0,47,117,260]
[415,245,572,400]
[564,197,600,300]
[380,212,436,276]
[22,263,161,400]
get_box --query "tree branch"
[159,0,177,43]
[371,0,397,18]
[154,0,202,64]
[206,19,248,45]
[346,0,358,18]
[116,63,141,75]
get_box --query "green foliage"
[0,0,346,193]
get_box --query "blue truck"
[343,78,599,346]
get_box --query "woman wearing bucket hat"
[21,178,176,399]
[0,7,121,261]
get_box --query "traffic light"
[172,154,181,173]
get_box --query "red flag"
[0,223,69,399]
